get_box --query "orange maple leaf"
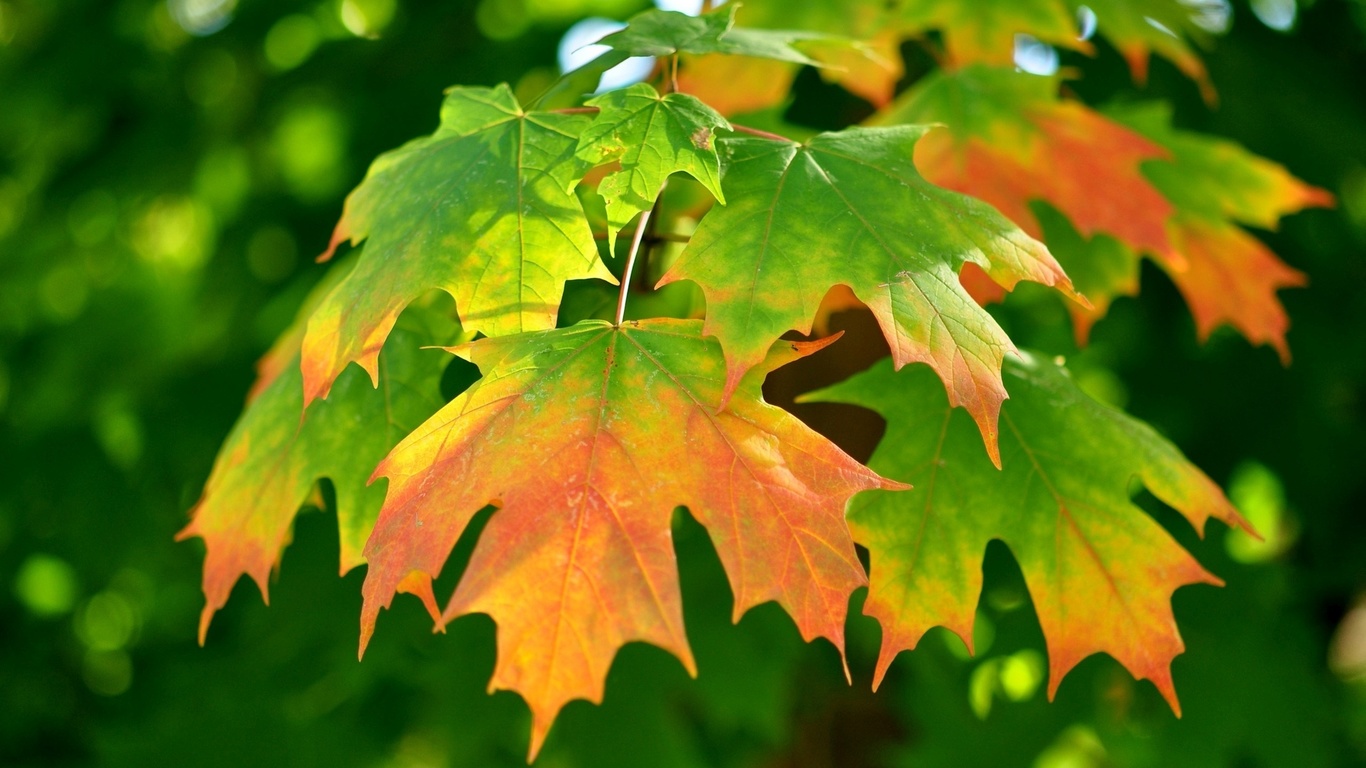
[358,319,904,758]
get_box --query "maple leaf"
[1075,0,1212,98]
[1113,103,1334,230]
[806,351,1254,709]
[659,125,1084,464]
[1096,103,1331,358]
[675,55,797,117]
[357,319,902,759]
[882,0,1211,95]
[1163,215,1308,361]
[878,67,1177,268]
[177,267,459,643]
[674,0,901,115]
[891,0,1086,67]
[597,6,829,67]
[299,84,613,406]
[575,83,730,247]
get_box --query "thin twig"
[614,184,667,325]
[730,123,793,142]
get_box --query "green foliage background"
[1,0,1364,765]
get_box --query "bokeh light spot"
[476,0,530,41]
[969,659,1000,718]
[93,395,145,470]
[1034,725,1107,768]
[14,554,80,617]
[653,0,725,14]
[1226,460,1296,563]
[557,17,654,92]
[1252,0,1297,31]
[340,0,396,38]
[83,650,133,696]
[1000,649,1044,701]
[1014,34,1059,76]
[1076,5,1097,40]
[266,14,323,70]
[1330,598,1366,681]
[131,196,215,272]
[76,591,140,651]
[1187,0,1232,33]
[167,0,237,37]
[941,612,995,660]
[272,103,349,203]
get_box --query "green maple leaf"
[806,352,1253,709]
[659,125,1083,464]
[576,83,730,248]
[597,5,830,66]
[178,261,460,643]
[299,84,613,406]
[359,319,902,758]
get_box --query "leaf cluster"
[178,1,1331,759]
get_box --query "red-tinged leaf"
[892,0,1086,67]
[660,125,1083,465]
[1112,103,1335,229]
[179,281,458,643]
[299,84,612,406]
[358,319,902,758]
[807,352,1253,709]
[882,0,1211,94]
[1074,0,1213,99]
[674,0,901,116]
[1162,215,1307,363]
[1109,103,1332,358]
[877,67,1177,266]
[676,55,796,117]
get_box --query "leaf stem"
[614,183,666,326]
[552,106,601,115]
[730,123,793,142]
[595,231,690,244]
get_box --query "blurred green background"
[2,0,1365,765]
